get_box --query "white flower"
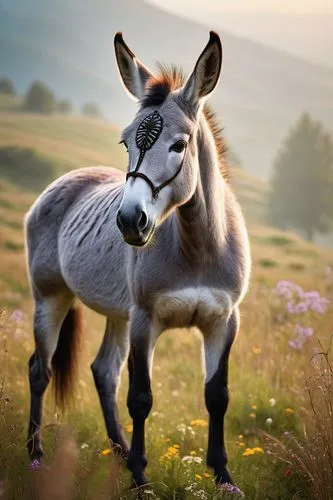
[81,443,89,449]
[269,398,276,407]
[265,418,273,426]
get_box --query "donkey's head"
[114,32,222,246]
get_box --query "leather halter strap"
[126,158,185,200]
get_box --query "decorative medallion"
[136,111,163,151]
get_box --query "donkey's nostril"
[138,210,148,232]
[116,210,123,231]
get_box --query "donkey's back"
[25,166,124,300]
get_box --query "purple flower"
[288,338,304,350]
[219,483,245,497]
[28,459,42,470]
[10,310,25,324]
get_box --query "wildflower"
[269,398,276,406]
[249,412,256,418]
[238,434,244,439]
[288,338,304,350]
[253,447,264,453]
[80,443,89,449]
[238,441,245,447]
[284,407,294,415]
[190,450,196,456]
[243,447,264,456]
[251,404,257,410]
[10,310,25,323]
[100,448,112,456]
[251,345,261,355]
[29,458,42,469]
[181,455,203,464]
[195,474,202,480]
[284,467,292,477]
[125,424,133,433]
[265,418,273,426]
[203,471,212,478]
[220,482,245,497]
[190,419,208,427]
[243,448,255,456]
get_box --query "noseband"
[126,111,185,200]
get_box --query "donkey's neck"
[176,117,226,262]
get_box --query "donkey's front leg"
[127,307,154,487]
[203,308,239,486]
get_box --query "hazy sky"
[147,0,333,66]
[149,0,333,14]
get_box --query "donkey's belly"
[154,287,232,331]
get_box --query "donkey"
[25,31,251,487]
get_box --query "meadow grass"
[1,226,333,498]
[0,110,332,498]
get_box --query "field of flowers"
[1,255,333,499]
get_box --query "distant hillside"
[1,0,333,179]
[0,101,268,223]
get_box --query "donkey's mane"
[141,64,229,182]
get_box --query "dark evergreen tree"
[0,77,15,95]
[268,113,333,241]
[81,101,101,118]
[25,81,55,114]
[57,99,72,114]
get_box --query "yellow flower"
[190,450,196,456]
[195,474,202,480]
[238,434,244,439]
[253,447,264,453]
[243,447,264,457]
[238,441,245,447]
[173,444,180,449]
[100,448,112,456]
[251,404,257,410]
[125,424,133,433]
[190,419,208,427]
[243,448,255,456]
[252,345,261,355]
[203,471,212,478]
[249,412,256,418]
[285,408,294,415]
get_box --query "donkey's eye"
[169,140,187,153]
[119,140,128,152]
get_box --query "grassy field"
[0,101,332,499]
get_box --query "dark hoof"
[215,467,233,486]
[130,474,149,490]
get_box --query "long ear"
[114,32,154,101]
[182,31,222,110]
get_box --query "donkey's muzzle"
[116,206,150,246]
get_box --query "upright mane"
[140,64,230,182]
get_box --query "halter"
[126,111,185,200]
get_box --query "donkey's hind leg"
[27,291,74,463]
[91,317,129,457]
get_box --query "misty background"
[1,0,332,179]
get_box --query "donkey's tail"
[52,307,83,410]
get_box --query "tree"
[0,77,15,95]
[268,113,333,241]
[25,81,55,114]
[81,101,101,118]
[57,99,72,114]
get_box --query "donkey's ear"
[182,31,222,110]
[114,32,154,101]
